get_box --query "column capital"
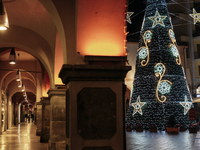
[59,56,131,85]
[47,85,66,98]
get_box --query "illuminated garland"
[155,63,172,102]
[168,29,181,65]
[137,30,152,66]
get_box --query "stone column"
[187,2,195,95]
[40,97,50,143]
[36,100,42,136]
[48,86,66,150]
[59,56,131,150]
[34,108,37,125]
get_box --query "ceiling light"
[21,84,25,92]
[18,80,22,87]
[0,0,9,30]
[9,48,16,64]
[16,69,21,81]
[22,91,26,96]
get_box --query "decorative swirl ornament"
[168,29,181,65]
[154,63,172,102]
[137,30,152,66]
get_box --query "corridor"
[0,122,48,150]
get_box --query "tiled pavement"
[126,130,200,150]
[0,122,48,150]
[1,122,200,150]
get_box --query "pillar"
[48,86,66,150]
[36,99,42,136]
[59,56,131,150]
[40,97,50,143]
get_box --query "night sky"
[126,0,189,42]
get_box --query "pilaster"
[48,86,66,150]
[36,99,42,136]
[59,56,131,150]
[40,97,50,143]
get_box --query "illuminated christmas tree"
[126,0,193,129]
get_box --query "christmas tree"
[127,0,193,129]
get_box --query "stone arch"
[1,71,36,91]
[0,25,54,88]
[38,0,78,64]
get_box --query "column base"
[36,130,41,136]
[49,140,66,150]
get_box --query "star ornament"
[132,96,146,115]
[126,12,134,24]
[189,8,200,24]
[179,95,192,115]
[148,11,167,28]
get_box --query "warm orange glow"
[85,41,123,56]
[54,32,64,85]
[42,87,48,97]
[42,70,50,97]
[77,0,126,56]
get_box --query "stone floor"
[0,122,48,150]
[126,129,200,150]
[1,122,200,150]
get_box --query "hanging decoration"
[168,29,181,65]
[126,12,134,24]
[179,95,192,115]
[137,30,152,66]
[148,10,167,28]
[132,96,146,116]
[155,63,172,102]
[189,8,200,24]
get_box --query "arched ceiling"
[4,0,56,51]
[0,0,57,88]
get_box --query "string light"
[138,48,148,60]
[168,29,181,65]
[155,63,172,102]
[179,95,192,115]
[189,8,200,24]
[148,10,167,28]
[126,12,134,24]
[126,0,193,129]
[169,44,179,57]
[169,29,176,43]
[132,96,146,116]
[158,81,171,95]
[137,30,152,66]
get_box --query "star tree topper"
[148,10,167,28]
[132,96,146,115]
[189,8,200,24]
[126,12,134,24]
[179,95,192,115]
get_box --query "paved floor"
[126,130,200,150]
[0,122,48,150]
[1,123,200,150]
